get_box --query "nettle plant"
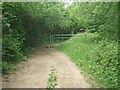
[46,66,57,89]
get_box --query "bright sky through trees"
[64,0,74,8]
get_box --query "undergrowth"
[55,33,118,88]
[46,66,57,90]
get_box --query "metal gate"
[49,33,87,47]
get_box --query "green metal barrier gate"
[49,33,86,47]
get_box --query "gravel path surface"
[3,47,90,88]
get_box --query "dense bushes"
[2,3,26,73]
[56,33,118,88]
[92,40,118,87]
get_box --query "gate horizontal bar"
[53,37,71,39]
[52,34,79,37]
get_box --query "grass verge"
[55,32,118,88]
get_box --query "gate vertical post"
[62,34,63,41]
[50,35,52,47]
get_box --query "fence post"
[62,34,63,41]
[50,35,52,47]
[85,32,86,44]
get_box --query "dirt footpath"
[3,47,90,88]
